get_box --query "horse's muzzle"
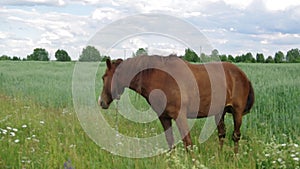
[98,96,109,109]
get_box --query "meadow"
[0,61,299,168]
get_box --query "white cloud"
[108,35,187,59]
[1,0,300,60]
[183,12,202,18]
[0,7,94,59]
[0,0,66,6]
[38,37,52,45]
[0,32,9,39]
[92,7,122,21]
[223,0,253,9]
[264,0,300,11]
[260,40,269,44]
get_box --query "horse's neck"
[128,71,150,98]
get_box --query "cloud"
[0,0,66,6]
[0,7,93,59]
[108,36,186,59]
[264,0,300,11]
[0,0,300,59]
[0,31,9,39]
[223,0,253,9]
[92,7,122,21]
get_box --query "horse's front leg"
[175,112,192,150]
[159,117,174,150]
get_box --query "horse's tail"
[243,81,254,115]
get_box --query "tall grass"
[0,61,299,168]
[0,61,74,108]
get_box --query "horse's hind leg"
[215,111,226,150]
[232,107,243,154]
[159,117,174,150]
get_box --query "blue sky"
[0,0,300,60]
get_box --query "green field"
[0,61,299,168]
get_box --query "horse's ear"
[106,59,112,70]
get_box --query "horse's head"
[98,58,123,109]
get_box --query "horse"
[98,55,254,153]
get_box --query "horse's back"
[186,61,253,117]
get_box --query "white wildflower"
[281,143,286,147]
[14,139,20,143]
[40,121,45,124]
[2,129,7,134]
[12,128,18,132]
[265,153,270,157]
[277,158,282,163]
[32,134,36,138]
[293,157,299,161]
[6,126,12,130]
[22,124,27,128]
[10,132,16,137]
[294,144,299,148]
[69,144,76,148]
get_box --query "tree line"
[1,46,300,63]
[182,48,300,63]
[0,46,109,62]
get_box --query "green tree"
[12,56,20,61]
[183,48,200,62]
[219,54,227,62]
[210,49,219,61]
[0,55,11,60]
[286,48,300,63]
[200,53,210,62]
[227,55,235,62]
[274,51,284,63]
[133,48,148,57]
[27,48,49,61]
[265,56,275,63]
[256,53,265,63]
[55,49,71,61]
[79,46,102,62]
[243,52,255,63]
[101,55,111,62]
[235,55,242,63]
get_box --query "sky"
[0,0,300,60]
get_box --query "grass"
[0,61,299,168]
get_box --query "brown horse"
[98,55,254,153]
